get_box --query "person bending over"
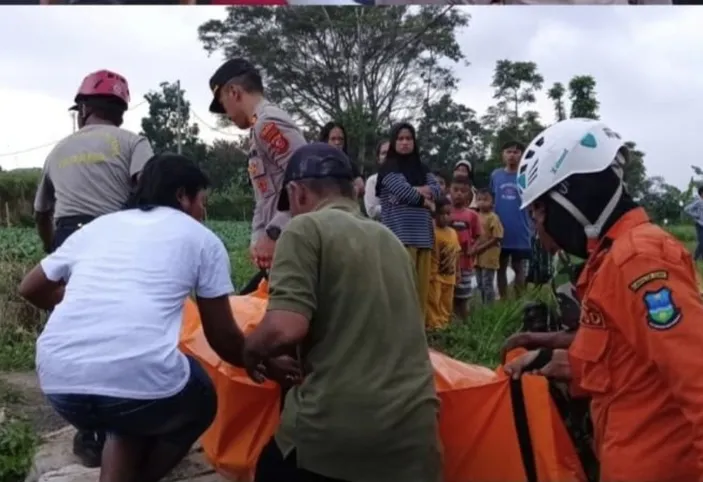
[20,153,298,482]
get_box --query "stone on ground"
[26,426,230,482]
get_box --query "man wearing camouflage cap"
[208,58,307,269]
[243,143,442,482]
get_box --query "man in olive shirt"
[208,58,308,269]
[244,143,442,482]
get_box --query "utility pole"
[176,79,183,154]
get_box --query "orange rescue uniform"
[569,207,703,482]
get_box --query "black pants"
[255,438,349,482]
[51,215,96,253]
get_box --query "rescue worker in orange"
[504,118,703,482]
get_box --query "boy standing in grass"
[427,197,461,330]
[473,188,504,304]
[449,176,482,319]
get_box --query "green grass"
[0,221,698,481]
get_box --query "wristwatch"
[265,226,282,241]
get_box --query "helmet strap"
[548,168,625,249]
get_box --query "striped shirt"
[379,172,442,249]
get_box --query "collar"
[247,98,268,129]
[314,197,360,214]
[577,207,650,293]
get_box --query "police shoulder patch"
[580,300,606,329]
[643,287,681,330]
[628,270,669,292]
[259,122,290,157]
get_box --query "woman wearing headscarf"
[320,121,365,196]
[376,122,442,319]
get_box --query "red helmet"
[70,70,130,111]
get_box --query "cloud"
[0,6,701,189]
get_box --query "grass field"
[0,221,698,480]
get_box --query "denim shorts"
[46,356,217,444]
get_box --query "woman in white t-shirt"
[19,154,299,482]
[363,139,390,220]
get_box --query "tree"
[201,139,249,191]
[483,60,544,132]
[479,60,545,177]
[622,141,648,200]
[198,6,470,165]
[547,82,566,122]
[140,81,208,161]
[415,94,484,172]
[568,75,599,119]
[640,175,685,224]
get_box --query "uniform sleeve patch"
[644,287,681,330]
[629,270,668,292]
[259,122,290,157]
[581,301,606,329]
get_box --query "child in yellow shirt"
[473,188,504,304]
[427,197,461,329]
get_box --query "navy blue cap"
[208,58,259,114]
[277,143,355,211]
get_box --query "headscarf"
[376,122,429,197]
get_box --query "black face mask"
[543,197,589,259]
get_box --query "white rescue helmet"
[517,118,628,239]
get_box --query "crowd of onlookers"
[320,120,539,330]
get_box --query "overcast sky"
[0,6,700,188]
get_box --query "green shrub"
[0,417,37,482]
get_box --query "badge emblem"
[643,287,681,330]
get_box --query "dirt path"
[0,370,65,435]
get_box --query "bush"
[207,184,255,221]
[0,417,37,482]
[0,169,41,228]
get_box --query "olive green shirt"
[267,198,441,482]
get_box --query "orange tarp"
[179,284,586,482]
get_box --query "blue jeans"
[46,356,217,444]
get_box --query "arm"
[18,228,86,309]
[194,234,244,368]
[245,216,319,360]
[364,175,381,219]
[254,115,306,233]
[33,165,55,253]
[425,172,443,201]
[684,199,702,219]
[474,215,503,256]
[619,252,703,474]
[380,172,424,206]
[128,136,155,184]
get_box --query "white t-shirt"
[364,174,381,220]
[36,207,234,400]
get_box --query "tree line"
[0,6,694,225]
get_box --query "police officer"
[505,118,703,482]
[208,58,307,269]
[33,69,154,468]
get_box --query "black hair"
[432,170,448,183]
[227,71,264,94]
[476,187,493,199]
[130,153,210,211]
[375,139,389,160]
[320,122,348,154]
[698,185,703,196]
[501,140,525,152]
[82,95,126,126]
[450,174,470,186]
[298,177,354,200]
[433,196,451,216]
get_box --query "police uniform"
[209,59,307,246]
[568,207,703,482]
